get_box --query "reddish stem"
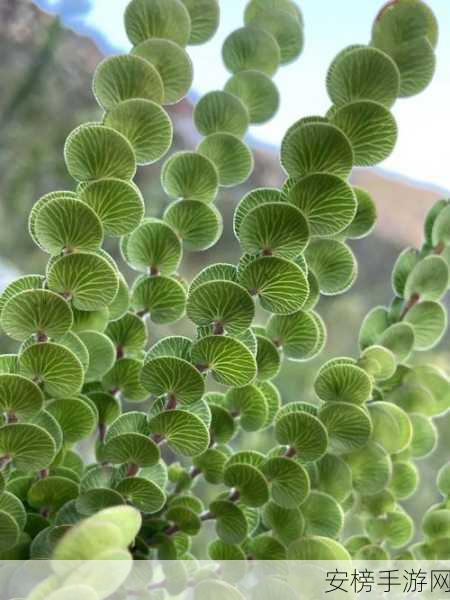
[285,446,297,458]
[400,292,420,320]
[127,463,140,477]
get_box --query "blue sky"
[36,0,450,192]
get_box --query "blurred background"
[1,0,449,545]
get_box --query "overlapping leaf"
[64,124,136,182]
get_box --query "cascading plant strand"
[0,0,447,576]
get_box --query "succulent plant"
[0,0,449,573]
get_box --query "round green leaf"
[78,178,144,237]
[191,335,256,387]
[405,365,450,417]
[93,54,164,111]
[93,55,164,110]
[125,0,191,46]
[301,491,344,538]
[105,313,146,358]
[372,0,438,49]
[72,307,109,334]
[234,188,283,238]
[281,121,354,179]
[64,123,136,182]
[141,356,205,404]
[259,380,281,427]
[208,539,246,562]
[247,8,303,65]
[47,252,119,311]
[223,463,269,507]
[317,453,352,502]
[0,491,26,533]
[76,489,125,516]
[343,186,377,239]
[255,334,281,381]
[122,218,181,275]
[148,409,209,456]
[0,511,20,553]
[327,45,400,108]
[34,198,103,255]
[379,322,415,362]
[78,331,116,382]
[108,274,131,321]
[0,374,44,419]
[106,411,149,440]
[423,509,450,541]
[190,263,238,292]
[187,280,254,335]
[262,501,304,546]
[287,173,357,236]
[404,300,447,350]
[30,409,64,456]
[103,358,147,402]
[115,476,165,513]
[208,403,237,444]
[166,506,201,536]
[1,290,72,342]
[19,342,83,398]
[147,336,192,361]
[432,204,450,247]
[424,199,449,245]
[410,413,437,459]
[345,442,392,496]
[405,255,449,301]
[212,500,248,545]
[163,199,223,251]
[46,398,97,444]
[244,0,303,23]
[161,151,218,203]
[222,26,280,76]
[262,456,310,508]
[194,90,249,137]
[193,448,227,484]
[438,462,450,497]
[288,536,351,560]
[0,423,56,471]
[181,0,219,44]
[319,402,372,454]
[102,432,159,467]
[305,239,357,295]
[374,35,436,97]
[330,100,398,166]
[393,249,420,298]
[224,70,279,124]
[359,345,396,380]
[390,461,419,500]
[0,274,45,320]
[104,98,172,165]
[266,309,322,361]
[197,133,253,187]
[132,38,193,104]
[225,385,268,432]
[239,202,309,259]
[275,412,328,462]
[315,362,372,404]
[239,256,309,314]
[131,275,186,324]
[88,391,121,426]
[28,476,79,512]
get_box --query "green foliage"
[0,0,447,571]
